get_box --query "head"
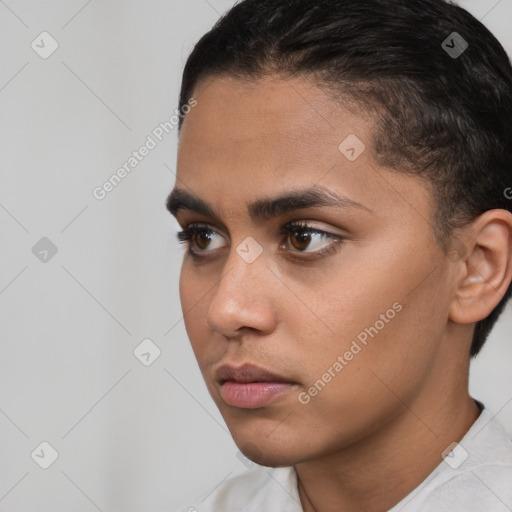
[167,0,512,466]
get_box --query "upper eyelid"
[181,221,338,240]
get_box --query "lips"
[216,363,297,409]
[216,363,293,385]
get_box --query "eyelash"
[175,221,344,261]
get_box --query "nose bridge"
[206,236,272,335]
[214,235,267,304]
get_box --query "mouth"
[216,363,294,385]
[215,363,297,409]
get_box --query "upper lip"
[216,363,294,384]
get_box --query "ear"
[449,209,512,325]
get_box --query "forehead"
[175,75,434,229]
[179,74,368,162]
[177,75,372,192]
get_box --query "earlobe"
[449,210,512,325]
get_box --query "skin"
[168,75,512,512]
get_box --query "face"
[169,75,458,467]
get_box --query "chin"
[233,432,309,468]
[239,445,298,468]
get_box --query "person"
[166,0,512,510]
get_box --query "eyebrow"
[166,184,372,223]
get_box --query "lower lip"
[220,381,294,409]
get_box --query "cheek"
[179,267,211,359]
[289,254,402,355]
[292,242,446,390]
[280,280,446,447]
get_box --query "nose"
[206,243,278,339]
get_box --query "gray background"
[0,0,511,510]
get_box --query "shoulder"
[176,465,301,512]
[392,405,512,512]
[415,464,512,511]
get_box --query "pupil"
[197,231,211,250]
[293,230,311,250]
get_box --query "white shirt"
[178,402,512,511]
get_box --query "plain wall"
[0,1,511,510]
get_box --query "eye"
[281,221,343,255]
[176,224,226,255]
[176,221,344,259]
